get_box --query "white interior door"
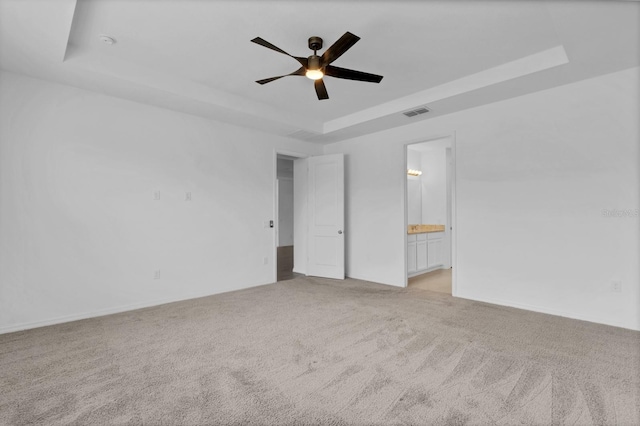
[307,154,344,279]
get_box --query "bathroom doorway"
[405,136,456,294]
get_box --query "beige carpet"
[1,276,639,425]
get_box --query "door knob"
[338,230,343,234]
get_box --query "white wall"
[407,147,421,171]
[407,179,421,225]
[325,67,640,331]
[0,71,322,333]
[2,68,638,332]
[406,148,422,225]
[421,146,447,225]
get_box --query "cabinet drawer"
[416,233,427,241]
[427,231,444,240]
[407,234,417,243]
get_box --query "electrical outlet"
[153,190,161,201]
[611,280,622,293]
[263,257,268,265]
[154,270,161,280]
[185,192,191,201]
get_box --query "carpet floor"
[1,276,639,425]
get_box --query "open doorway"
[274,151,345,283]
[276,154,298,281]
[405,136,456,294]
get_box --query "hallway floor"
[277,245,303,282]
[408,268,452,294]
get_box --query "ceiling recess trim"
[324,45,570,134]
[286,129,322,141]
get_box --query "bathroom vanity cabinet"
[407,230,444,276]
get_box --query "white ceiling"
[1,0,638,144]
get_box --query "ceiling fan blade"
[251,37,292,56]
[321,32,360,66]
[314,79,329,100]
[256,67,306,85]
[251,37,308,67]
[325,65,383,83]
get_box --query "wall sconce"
[407,169,422,176]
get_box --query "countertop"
[407,224,446,234]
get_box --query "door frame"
[273,149,309,283]
[403,133,458,296]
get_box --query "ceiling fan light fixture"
[251,32,383,100]
[305,54,323,80]
[305,69,324,80]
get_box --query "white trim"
[346,273,404,288]
[450,132,458,297]
[273,152,278,282]
[0,282,264,335]
[275,149,311,159]
[404,145,409,287]
[324,46,568,134]
[457,294,640,332]
[275,178,279,251]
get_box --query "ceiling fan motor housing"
[308,54,322,71]
[308,36,323,52]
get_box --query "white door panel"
[308,154,344,279]
[417,240,428,271]
[427,238,443,269]
[407,241,417,274]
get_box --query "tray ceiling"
[1,0,638,143]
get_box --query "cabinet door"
[416,240,428,271]
[427,238,443,268]
[408,241,417,273]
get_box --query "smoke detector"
[98,34,116,45]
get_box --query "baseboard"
[7,282,633,334]
[456,294,640,331]
[0,282,262,335]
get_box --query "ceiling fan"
[251,32,383,100]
